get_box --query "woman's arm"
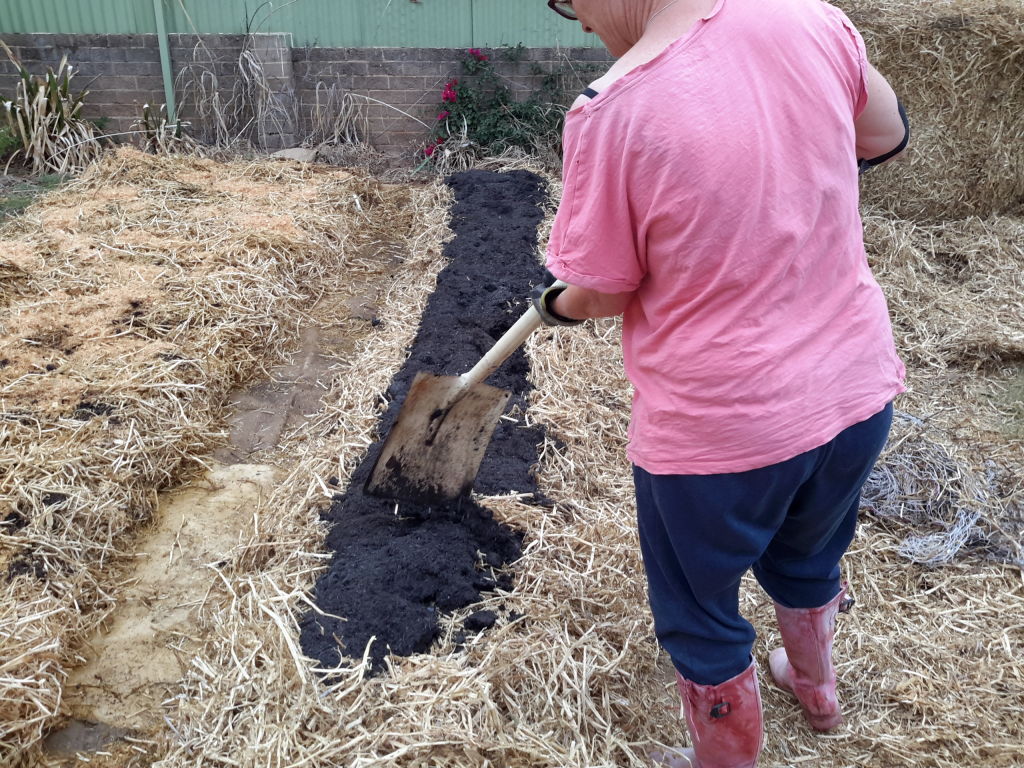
[855,63,908,164]
[550,283,633,320]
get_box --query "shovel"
[365,283,564,505]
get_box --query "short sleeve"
[831,5,870,118]
[545,114,646,294]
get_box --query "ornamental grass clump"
[1,42,103,175]
[133,103,200,156]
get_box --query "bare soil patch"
[63,463,285,732]
[0,173,64,221]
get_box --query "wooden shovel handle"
[459,280,567,389]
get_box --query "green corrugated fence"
[0,0,600,48]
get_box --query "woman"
[533,1,909,765]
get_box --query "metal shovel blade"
[365,371,511,505]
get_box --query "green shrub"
[0,124,18,159]
[424,48,591,166]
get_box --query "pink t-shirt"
[546,0,906,475]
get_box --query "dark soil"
[299,170,549,674]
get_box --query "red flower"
[441,79,459,103]
[468,48,488,61]
[437,110,450,120]
[424,136,446,158]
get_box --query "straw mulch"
[0,148,416,761]
[140,169,1021,768]
[861,211,1024,567]
[7,1,1024,766]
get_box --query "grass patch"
[0,125,19,158]
[0,173,64,220]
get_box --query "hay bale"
[844,0,1024,220]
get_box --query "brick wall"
[293,46,613,157]
[0,33,613,157]
[0,33,297,149]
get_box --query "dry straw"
[848,0,1024,220]
[4,0,1024,765]
[138,164,1022,768]
[840,0,1024,566]
[0,148,416,761]
[862,210,1024,565]
[139,2,1024,759]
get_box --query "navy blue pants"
[633,404,893,686]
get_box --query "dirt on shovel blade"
[300,170,550,674]
[365,371,511,505]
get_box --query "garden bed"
[301,170,549,674]
[2,151,1021,768]
[2,1,1023,764]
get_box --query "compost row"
[300,170,549,673]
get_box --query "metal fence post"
[152,0,176,122]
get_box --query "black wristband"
[544,286,580,323]
[532,283,584,327]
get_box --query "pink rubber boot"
[653,661,763,768]
[768,587,853,731]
